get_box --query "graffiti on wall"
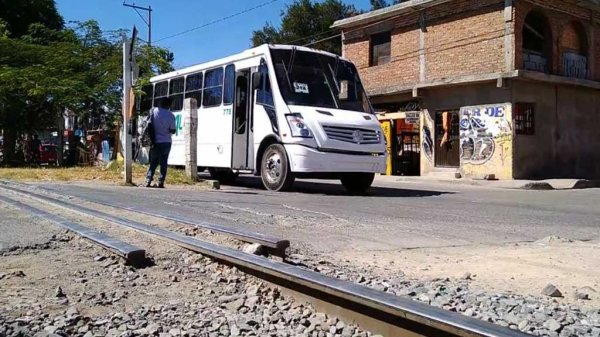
[422,125,433,163]
[459,105,512,165]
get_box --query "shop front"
[377,111,421,176]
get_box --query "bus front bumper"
[285,144,386,173]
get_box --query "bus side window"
[169,77,184,111]
[256,64,273,106]
[153,81,168,108]
[185,72,203,108]
[223,64,235,105]
[203,67,224,107]
[234,75,248,134]
[140,84,154,113]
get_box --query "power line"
[154,0,280,43]
[284,29,336,45]
[133,7,149,26]
[303,33,341,47]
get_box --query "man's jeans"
[146,142,172,183]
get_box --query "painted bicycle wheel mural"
[459,104,512,166]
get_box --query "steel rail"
[0,183,528,337]
[0,180,289,256]
[0,194,146,265]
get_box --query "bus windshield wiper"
[328,63,339,91]
[280,60,293,90]
[328,56,341,90]
[334,55,340,78]
[288,46,297,76]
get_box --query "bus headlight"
[286,113,313,138]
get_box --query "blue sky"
[56,0,372,69]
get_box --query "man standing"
[146,97,176,188]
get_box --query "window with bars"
[515,103,535,135]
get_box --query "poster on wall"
[405,112,419,124]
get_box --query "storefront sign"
[405,112,419,124]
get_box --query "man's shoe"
[157,182,165,188]
[145,180,152,187]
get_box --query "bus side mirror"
[252,72,261,90]
[339,80,349,100]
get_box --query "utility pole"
[122,27,138,184]
[122,33,132,184]
[123,2,152,46]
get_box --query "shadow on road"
[202,174,453,198]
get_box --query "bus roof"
[150,44,350,83]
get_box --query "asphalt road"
[11,175,595,254]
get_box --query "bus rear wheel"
[340,173,375,194]
[261,144,294,192]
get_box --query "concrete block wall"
[512,81,600,179]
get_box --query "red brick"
[341,0,600,94]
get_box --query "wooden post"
[122,34,133,184]
[184,98,198,181]
[56,113,65,166]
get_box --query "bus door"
[232,68,253,169]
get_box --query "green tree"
[370,0,388,10]
[251,0,358,55]
[0,0,65,164]
[0,0,63,38]
[370,0,406,10]
[0,2,173,165]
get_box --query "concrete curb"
[197,179,220,190]
[519,179,600,190]
[571,180,600,189]
[382,176,600,190]
[519,182,555,190]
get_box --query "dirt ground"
[332,237,600,309]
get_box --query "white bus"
[142,44,386,192]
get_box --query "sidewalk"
[375,174,600,190]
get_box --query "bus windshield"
[270,48,372,114]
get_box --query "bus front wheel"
[261,144,294,192]
[340,173,375,194]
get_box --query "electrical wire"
[303,33,342,47]
[154,0,280,43]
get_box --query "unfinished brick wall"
[514,0,600,81]
[342,0,507,95]
[343,15,421,95]
[561,22,585,52]
[424,0,506,80]
[342,0,600,94]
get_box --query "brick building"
[332,0,600,179]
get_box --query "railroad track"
[0,181,528,337]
